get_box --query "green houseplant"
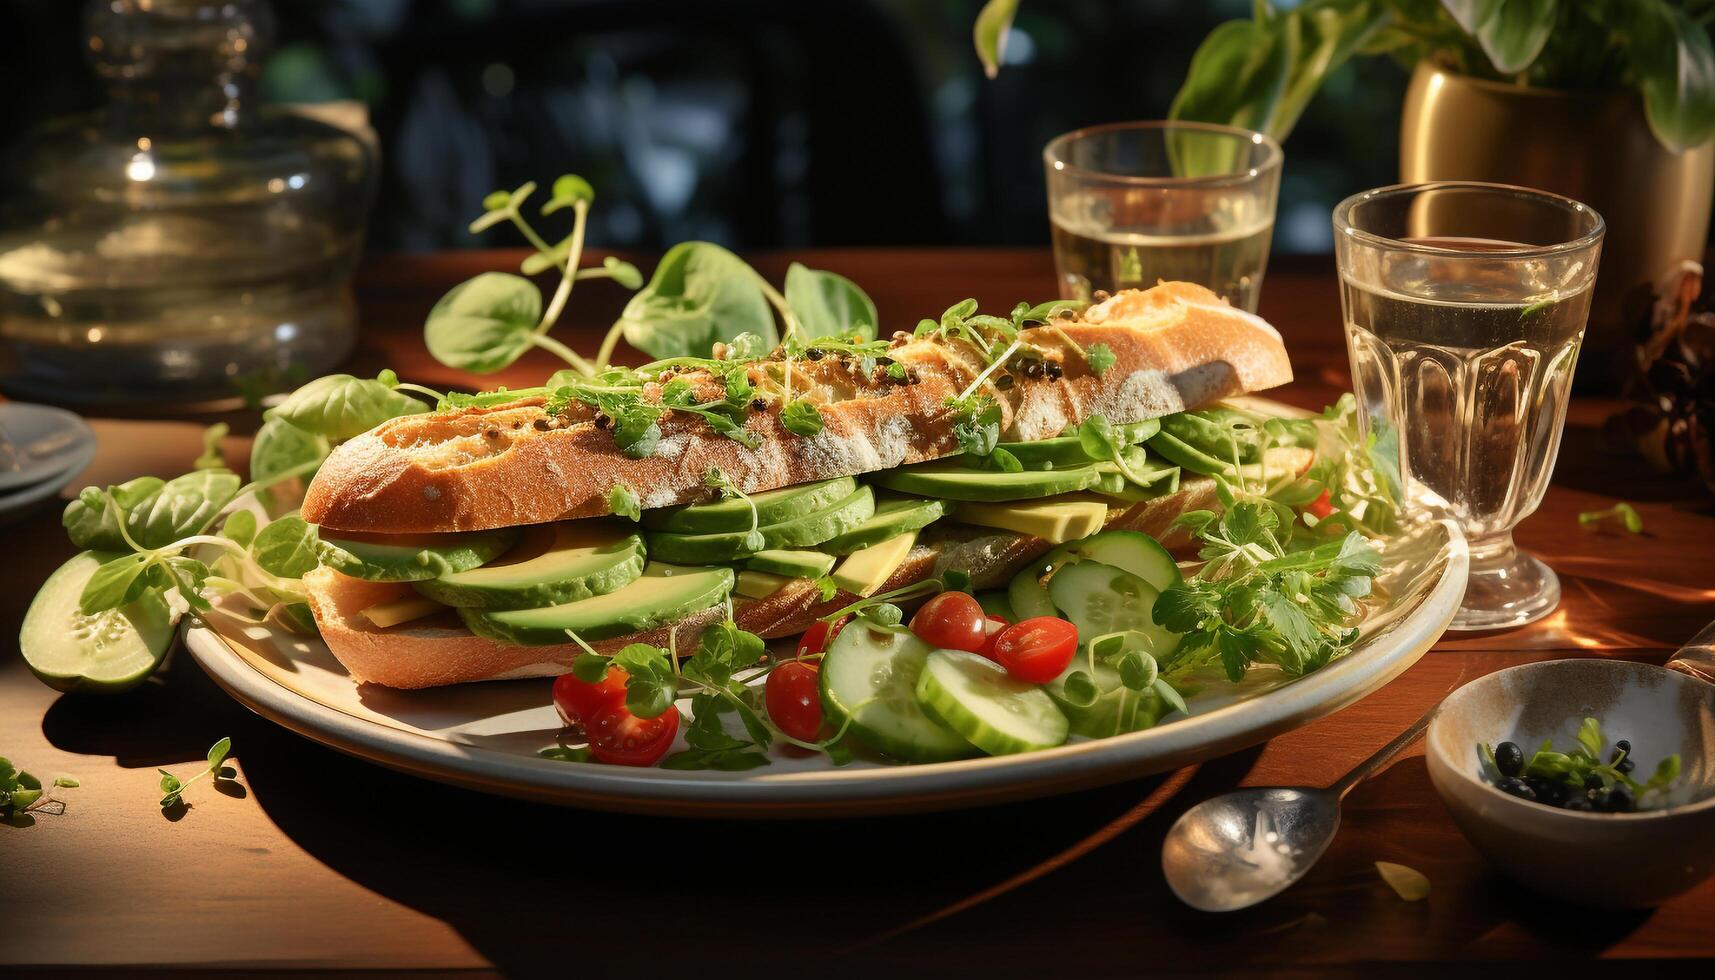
[976,0,1715,151]
[976,0,1715,385]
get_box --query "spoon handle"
[1329,703,1438,800]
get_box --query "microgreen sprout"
[1578,502,1643,534]
[704,467,767,552]
[157,737,238,812]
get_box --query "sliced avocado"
[641,476,857,533]
[317,527,519,583]
[872,460,1106,502]
[999,419,1161,469]
[411,520,645,609]
[745,548,836,579]
[461,563,734,645]
[1092,466,1181,503]
[820,494,949,554]
[646,486,875,564]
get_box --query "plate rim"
[185,516,1468,817]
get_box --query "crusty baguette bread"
[302,283,1291,534]
[303,447,1312,689]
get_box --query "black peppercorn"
[805,348,825,361]
[594,413,610,429]
[1021,359,1045,379]
[533,418,551,431]
[906,368,921,385]
[484,428,500,439]
[751,398,767,411]
[994,373,1015,391]
[1045,361,1064,380]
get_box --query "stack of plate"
[0,404,97,521]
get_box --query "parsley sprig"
[1154,483,1383,682]
[158,737,239,811]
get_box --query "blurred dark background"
[0,0,1408,256]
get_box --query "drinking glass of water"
[1044,121,1282,311]
[1333,181,1605,631]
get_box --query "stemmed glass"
[1333,181,1605,630]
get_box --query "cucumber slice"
[646,486,875,564]
[411,521,644,609]
[1046,561,1182,658]
[819,626,975,763]
[1008,529,1182,623]
[318,527,519,583]
[916,649,1069,755]
[1046,661,1169,738]
[640,476,857,533]
[20,551,176,694]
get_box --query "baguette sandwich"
[300,282,1302,689]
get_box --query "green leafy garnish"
[1578,502,1643,534]
[608,484,642,521]
[1155,487,1382,682]
[157,737,238,811]
[781,400,825,437]
[1086,342,1116,376]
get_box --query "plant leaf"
[249,419,330,487]
[784,262,878,341]
[62,477,166,551]
[1589,0,1715,151]
[973,0,1021,79]
[206,737,232,772]
[123,470,241,548]
[267,373,429,442]
[423,272,544,374]
[1375,861,1431,901]
[1442,0,1559,75]
[250,517,321,578]
[616,242,778,360]
[1169,16,1290,148]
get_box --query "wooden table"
[6,251,1714,974]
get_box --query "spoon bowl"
[1162,787,1342,912]
[1162,704,1436,912]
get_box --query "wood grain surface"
[4,250,1713,975]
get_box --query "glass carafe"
[0,0,377,406]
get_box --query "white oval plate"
[185,513,1466,817]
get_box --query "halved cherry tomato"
[1305,489,1334,520]
[765,660,824,742]
[976,615,1010,661]
[991,617,1078,684]
[553,666,630,726]
[797,616,848,657]
[585,704,681,767]
[909,592,987,652]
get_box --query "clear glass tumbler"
[1333,181,1605,631]
[1044,121,1282,312]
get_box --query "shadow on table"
[39,657,1667,975]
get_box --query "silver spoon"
[1161,704,1437,912]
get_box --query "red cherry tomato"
[765,660,824,742]
[585,704,681,767]
[797,616,847,658]
[552,666,630,726]
[910,592,988,652]
[1305,489,1334,520]
[992,617,1078,684]
[977,615,1010,661]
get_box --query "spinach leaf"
[249,418,329,487]
[616,242,778,360]
[63,476,165,551]
[125,471,241,548]
[423,271,544,373]
[266,372,428,442]
[251,517,320,579]
[784,262,878,341]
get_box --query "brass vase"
[1400,62,1715,389]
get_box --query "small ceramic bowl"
[1426,658,1715,907]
